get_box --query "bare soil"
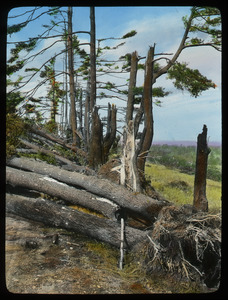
[5,213,155,294]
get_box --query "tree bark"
[103,103,117,162]
[90,6,96,110]
[88,106,104,169]
[6,166,117,219]
[137,46,154,177]
[193,125,211,212]
[120,120,141,193]
[67,6,78,146]
[7,157,170,222]
[6,194,147,249]
[126,51,138,124]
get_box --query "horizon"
[152,140,221,147]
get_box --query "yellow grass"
[145,163,221,212]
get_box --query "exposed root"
[133,205,221,289]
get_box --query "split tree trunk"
[120,120,141,192]
[193,124,211,212]
[6,194,147,249]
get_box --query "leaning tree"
[120,6,221,192]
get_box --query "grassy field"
[145,145,222,213]
[148,145,221,181]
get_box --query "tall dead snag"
[137,46,154,181]
[193,125,211,212]
[103,103,117,162]
[67,6,77,146]
[120,120,141,192]
[89,106,104,169]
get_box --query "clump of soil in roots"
[133,205,221,290]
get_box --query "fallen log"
[7,157,170,222]
[6,194,148,249]
[18,139,95,175]
[29,126,88,159]
[6,167,117,219]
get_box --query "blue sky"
[7,6,222,143]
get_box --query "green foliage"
[6,113,25,158]
[167,62,216,97]
[43,120,58,134]
[183,6,221,51]
[122,30,137,39]
[7,23,27,36]
[6,92,25,114]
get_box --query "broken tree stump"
[193,125,211,212]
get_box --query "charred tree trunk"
[193,125,211,212]
[6,194,147,249]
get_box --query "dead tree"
[193,125,211,212]
[88,106,104,169]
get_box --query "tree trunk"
[120,120,141,193]
[67,7,77,146]
[83,79,90,152]
[6,194,147,249]
[193,125,211,212]
[7,157,170,222]
[6,166,118,219]
[126,51,138,124]
[90,6,96,110]
[103,103,117,162]
[137,46,154,179]
[88,106,104,169]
